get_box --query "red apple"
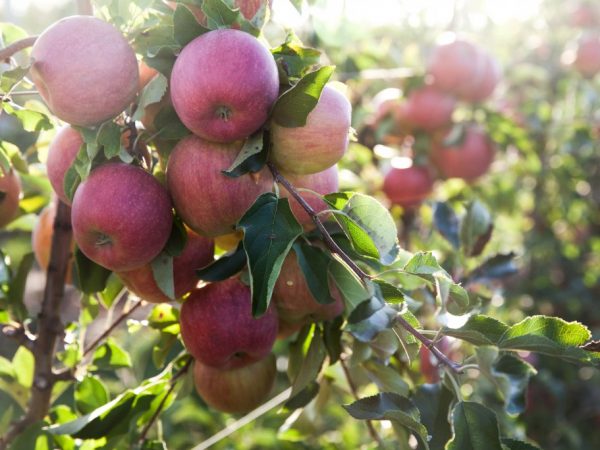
[170,29,279,143]
[574,34,600,78]
[117,229,214,303]
[0,168,21,228]
[166,134,273,237]
[431,126,495,181]
[570,2,599,28]
[280,166,338,228]
[401,86,456,131]
[30,16,139,126]
[71,163,173,272]
[273,251,344,324]
[420,337,452,383]
[179,278,279,369]
[193,353,276,414]
[457,50,501,103]
[270,84,352,175]
[382,158,434,209]
[46,126,83,205]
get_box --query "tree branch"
[0,201,73,450]
[0,36,38,62]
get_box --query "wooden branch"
[0,36,38,63]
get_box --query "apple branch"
[267,163,462,374]
[0,201,73,450]
[0,36,38,62]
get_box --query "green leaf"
[272,66,335,127]
[325,192,399,265]
[222,130,267,178]
[432,202,460,249]
[75,376,110,415]
[163,215,187,257]
[329,259,371,311]
[271,32,321,81]
[446,402,503,450]
[173,4,210,47]
[468,253,519,282]
[323,315,343,364]
[72,248,112,294]
[150,252,175,300]
[196,241,246,282]
[412,384,453,450]
[8,252,34,321]
[347,283,398,343]
[372,279,404,304]
[501,438,542,450]
[3,103,52,132]
[92,338,132,370]
[148,303,180,335]
[362,360,409,396]
[12,346,34,388]
[97,122,121,160]
[434,274,470,316]
[132,74,168,121]
[343,393,429,449]
[0,65,30,95]
[293,242,333,305]
[403,252,450,279]
[442,315,510,346]
[202,0,240,28]
[237,193,303,316]
[98,274,124,309]
[460,200,493,257]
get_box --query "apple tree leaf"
[272,65,335,127]
[460,199,493,257]
[467,252,519,282]
[72,247,112,294]
[97,121,122,160]
[196,241,246,282]
[237,193,303,316]
[222,130,267,178]
[411,384,454,450]
[293,241,334,305]
[7,252,34,322]
[92,338,132,371]
[132,73,169,121]
[501,439,542,450]
[173,4,210,47]
[2,103,52,132]
[432,202,460,249]
[0,65,30,95]
[446,402,503,450]
[75,376,110,415]
[202,0,240,29]
[151,252,175,300]
[271,31,321,81]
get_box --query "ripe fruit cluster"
[563,2,600,78]
[31,10,351,413]
[367,34,500,209]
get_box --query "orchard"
[0,0,599,449]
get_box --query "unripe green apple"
[30,16,139,126]
[46,126,83,205]
[117,229,214,303]
[71,163,173,272]
[193,353,276,414]
[270,84,352,175]
[0,168,21,228]
[170,29,279,143]
[179,278,278,369]
[166,134,273,237]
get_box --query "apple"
[270,84,352,175]
[138,61,158,91]
[574,34,600,78]
[71,163,173,272]
[457,50,501,103]
[570,2,599,28]
[166,134,273,237]
[32,201,75,283]
[419,337,452,384]
[273,251,344,324]
[166,0,266,25]
[193,353,276,414]
[46,126,83,205]
[279,165,339,228]
[30,16,139,127]
[401,86,456,131]
[117,229,214,303]
[0,168,21,228]
[179,277,278,369]
[170,29,279,143]
[431,125,495,181]
[382,157,434,209]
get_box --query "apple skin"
[46,126,83,205]
[0,168,21,228]
[117,230,214,303]
[273,251,344,324]
[193,353,276,414]
[170,29,279,143]
[71,163,173,272]
[570,2,599,28]
[382,165,434,209]
[280,166,339,228]
[179,278,279,369]
[30,16,139,127]
[574,34,600,78]
[431,126,495,181]
[401,86,456,131]
[457,50,501,103]
[166,134,273,237]
[270,85,352,175]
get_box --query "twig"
[340,358,385,448]
[138,358,193,443]
[0,201,73,450]
[268,163,372,281]
[0,36,38,62]
[82,298,142,357]
[1,323,35,351]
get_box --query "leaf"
[501,438,542,450]
[272,65,335,127]
[202,0,240,29]
[92,338,132,370]
[323,315,343,364]
[222,130,267,177]
[442,122,467,147]
[75,376,110,415]
[8,252,34,321]
[3,103,52,132]
[432,202,460,249]
[72,248,112,294]
[372,280,404,304]
[173,4,210,47]
[271,32,321,80]
[460,200,493,257]
[293,242,333,305]
[347,289,398,342]
[12,346,34,388]
[434,274,470,316]
[329,259,371,312]
[412,384,453,450]
[446,402,503,450]
[98,274,124,309]
[403,252,450,279]
[325,192,399,265]
[196,241,246,282]
[132,73,169,121]
[442,315,510,346]
[468,253,519,282]
[343,393,429,449]
[363,360,410,396]
[150,252,175,300]
[97,121,121,160]
[488,352,537,415]
[147,303,180,335]
[284,381,320,410]
[0,65,30,95]
[237,193,303,316]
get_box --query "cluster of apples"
[0,166,21,229]
[30,4,352,414]
[371,35,500,210]
[564,2,600,78]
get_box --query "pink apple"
[270,84,352,175]
[170,29,279,143]
[71,163,173,272]
[30,16,139,126]
[166,134,273,237]
[179,278,279,369]
[574,34,600,78]
[401,86,456,131]
[382,158,434,209]
[46,126,83,205]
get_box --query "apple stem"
[216,105,233,122]
[0,36,38,63]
